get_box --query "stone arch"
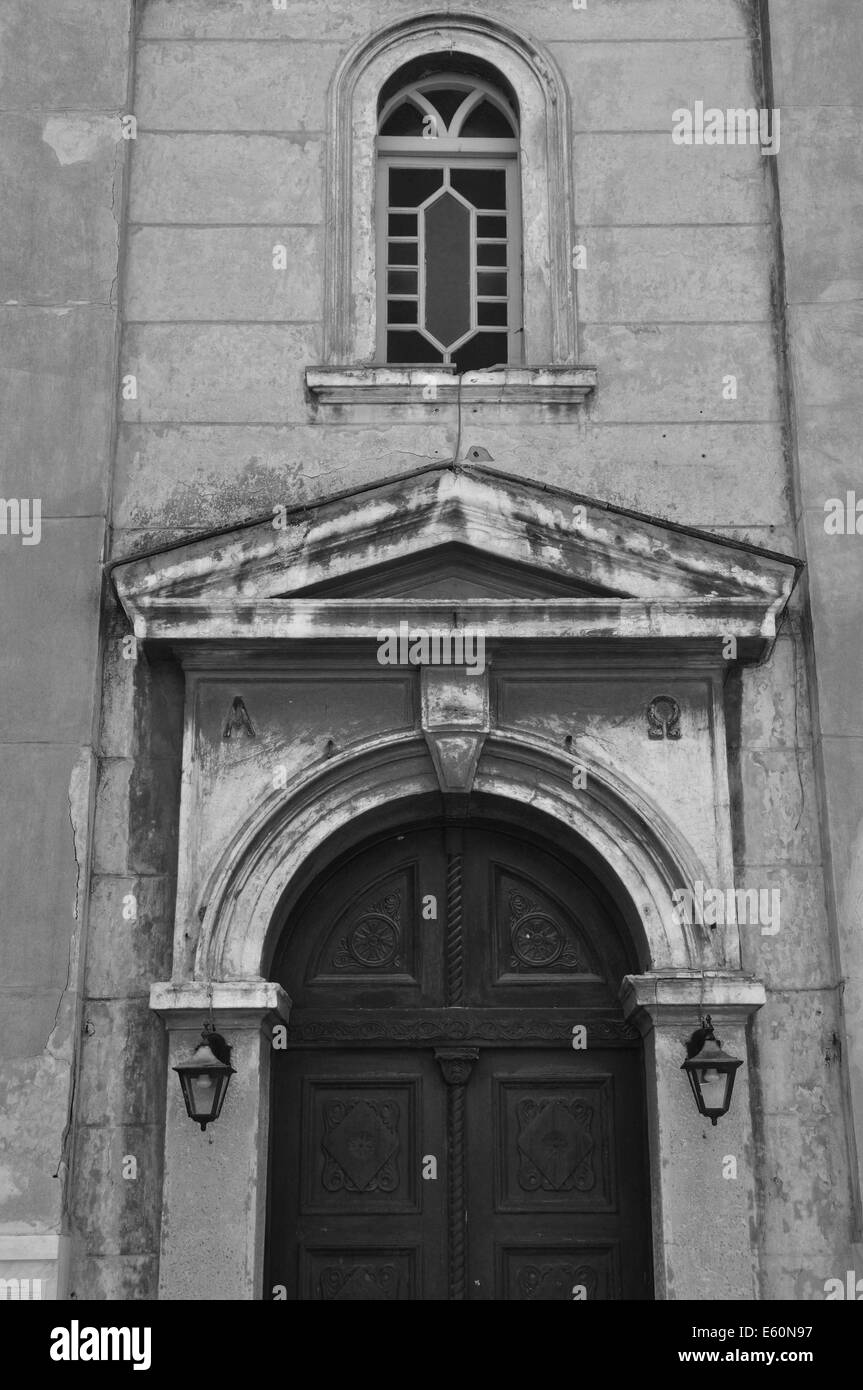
[323,11,578,364]
[193,732,730,984]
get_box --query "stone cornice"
[305,365,597,406]
[620,971,766,1032]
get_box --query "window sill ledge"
[305,365,597,406]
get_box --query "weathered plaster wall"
[0,0,134,1298]
[54,0,860,1299]
[67,629,183,1298]
[760,0,863,1289]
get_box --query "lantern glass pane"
[189,1071,219,1119]
[697,1068,728,1115]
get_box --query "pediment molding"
[110,465,800,659]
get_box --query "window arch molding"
[323,14,577,366]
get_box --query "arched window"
[376,69,522,371]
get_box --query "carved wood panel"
[496,1077,615,1212]
[501,1244,621,1301]
[304,1249,417,1301]
[267,821,652,1300]
[302,1081,419,1213]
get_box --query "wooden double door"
[267,823,652,1301]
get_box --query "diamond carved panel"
[322,1098,399,1193]
[303,1081,419,1214]
[516,1097,595,1193]
[495,1078,615,1212]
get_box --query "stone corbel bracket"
[150,979,292,1033]
[421,665,490,797]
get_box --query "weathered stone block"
[736,866,833,989]
[75,999,167,1128]
[0,745,84,993]
[574,131,768,225]
[769,0,863,107]
[139,0,752,43]
[134,41,340,132]
[83,879,174,1000]
[449,420,790,525]
[124,226,321,321]
[0,307,114,513]
[70,1123,163,1256]
[583,323,781,422]
[119,323,320,423]
[0,521,103,743]
[736,636,812,751]
[128,132,323,224]
[800,516,863,738]
[92,758,133,877]
[797,404,863,505]
[68,1252,158,1302]
[777,108,863,307]
[0,0,132,109]
[579,227,772,323]
[111,422,455,529]
[737,748,822,864]
[786,304,863,408]
[556,39,758,131]
[0,114,122,304]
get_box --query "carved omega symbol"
[647,694,681,740]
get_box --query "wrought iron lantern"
[173,1023,235,1130]
[681,1014,742,1125]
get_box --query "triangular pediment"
[111,464,800,650]
[294,542,616,600]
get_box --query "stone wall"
[0,0,134,1300]
[1,0,859,1301]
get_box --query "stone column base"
[150,980,291,1301]
[621,971,766,1301]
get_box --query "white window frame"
[376,147,522,367]
[322,16,578,366]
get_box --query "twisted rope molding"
[446,853,465,1007]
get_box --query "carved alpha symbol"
[222,695,255,739]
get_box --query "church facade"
[2,0,861,1301]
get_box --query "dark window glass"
[389,241,418,266]
[477,301,507,326]
[460,100,514,138]
[422,87,469,129]
[452,331,508,373]
[476,242,507,266]
[380,100,425,136]
[477,272,507,297]
[387,299,417,325]
[388,269,417,294]
[389,166,444,208]
[386,331,443,364]
[450,167,506,209]
[388,213,417,237]
[424,191,471,348]
[477,215,506,237]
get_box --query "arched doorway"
[265,815,652,1301]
